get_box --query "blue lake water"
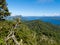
[22,16,60,25]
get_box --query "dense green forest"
[0,20,60,45]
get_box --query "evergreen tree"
[0,0,10,20]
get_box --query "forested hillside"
[0,20,60,45]
[24,20,60,45]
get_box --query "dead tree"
[4,18,23,45]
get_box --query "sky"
[6,0,60,16]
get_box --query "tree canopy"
[0,0,10,20]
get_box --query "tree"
[0,0,10,20]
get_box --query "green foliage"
[0,20,36,45]
[0,38,5,45]
[0,20,60,45]
[24,20,60,45]
[0,0,10,20]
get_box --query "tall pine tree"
[0,0,10,20]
